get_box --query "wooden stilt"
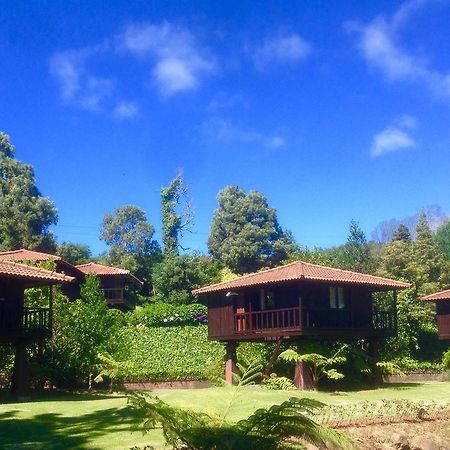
[294,360,313,390]
[368,339,383,385]
[11,341,29,395]
[225,341,237,385]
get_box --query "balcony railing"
[103,288,124,304]
[0,306,51,338]
[233,306,395,335]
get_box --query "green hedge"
[127,303,208,328]
[120,325,225,381]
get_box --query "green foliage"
[342,219,372,273]
[100,205,161,288]
[262,376,295,391]
[48,276,125,387]
[237,342,273,367]
[442,348,450,370]
[279,344,347,390]
[392,224,412,242]
[127,302,208,327]
[94,352,133,392]
[119,325,225,381]
[436,220,450,259]
[393,357,442,373]
[152,254,221,304]
[375,361,405,377]
[207,185,298,274]
[161,173,192,256]
[0,131,57,251]
[128,393,353,450]
[56,242,91,265]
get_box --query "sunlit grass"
[0,382,449,449]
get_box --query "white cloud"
[252,32,311,69]
[117,22,215,96]
[348,0,450,98]
[113,101,139,119]
[370,116,417,157]
[50,46,116,113]
[203,118,286,149]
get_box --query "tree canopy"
[57,242,92,265]
[160,173,192,256]
[207,185,298,274]
[0,132,58,251]
[100,205,161,286]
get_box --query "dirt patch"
[342,419,450,450]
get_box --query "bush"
[393,357,442,373]
[120,325,225,381]
[127,302,207,327]
[262,375,295,391]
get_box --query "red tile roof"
[0,249,61,262]
[75,262,143,285]
[0,260,75,284]
[192,260,411,295]
[422,289,450,302]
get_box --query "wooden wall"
[436,301,450,340]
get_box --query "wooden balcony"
[0,306,51,341]
[103,288,125,305]
[233,306,395,340]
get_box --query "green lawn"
[1,382,449,450]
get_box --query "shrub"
[120,325,225,381]
[127,302,207,327]
[262,375,295,391]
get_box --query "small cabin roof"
[192,260,411,295]
[0,248,61,262]
[422,289,450,302]
[75,262,143,285]
[0,248,85,277]
[0,260,76,286]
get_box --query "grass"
[0,382,450,450]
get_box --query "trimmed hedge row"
[120,325,225,381]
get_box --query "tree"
[161,173,193,256]
[392,224,412,243]
[0,132,57,251]
[152,254,221,304]
[207,186,298,274]
[49,276,124,387]
[436,220,450,260]
[342,220,372,273]
[100,205,161,286]
[410,213,450,295]
[57,242,91,265]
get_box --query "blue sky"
[1,0,449,255]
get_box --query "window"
[329,286,345,309]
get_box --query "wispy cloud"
[117,22,215,96]
[203,118,286,149]
[50,46,115,112]
[347,0,450,99]
[113,101,139,119]
[370,115,417,157]
[252,32,311,70]
[207,91,247,111]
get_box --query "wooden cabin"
[0,260,75,393]
[0,249,85,299]
[75,262,143,307]
[193,260,410,387]
[422,289,450,340]
[0,249,143,307]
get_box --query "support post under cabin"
[225,341,237,384]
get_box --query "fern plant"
[279,345,347,390]
[128,393,356,449]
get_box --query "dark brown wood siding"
[436,301,450,340]
[207,293,234,339]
